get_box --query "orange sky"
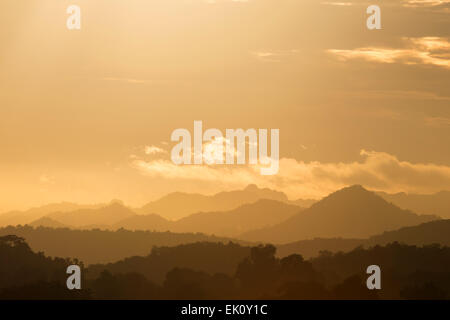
[0,0,449,211]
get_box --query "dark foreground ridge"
[2,235,450,300]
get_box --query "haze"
[0,0,449,211]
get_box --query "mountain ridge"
[240,185,439,244]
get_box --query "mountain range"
[0,185,296,226]
[377,190,450,219]
[240,185,439,244]
[1,184,445,247]
[278,219,450,259]
[31,199,302,238]
[0,202,104,227]
[47,202,135,228]
[0,226,244,265]
[137,184,290,220]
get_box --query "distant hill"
[0,235,80,293]
[0,225,246,265]
[112,214,171,231]
[0,202,104,227]
[138,184,289,220]
[29,217,69,229]
[291,198,317,208]
[113,199,300,237]
[47,202,135,228]
[1,185,297,233]
[86,242,251,285]
[277,219,450,259]
[366,219,450,247]
[170,199,301,237]
[277,238,364,259]
[6,198,301,238]
[377,191,450,219]
[241,185,439,244]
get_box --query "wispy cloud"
[103,77,148,84]
[144,145,167,155]
[321,0,450,11]
[328,37,450,69]
[252,50,300,62]
[203,0,249,3]
[331,90,450,101]
[321,2,353,6]
[39,174,55,185]
[131,149,450,199]
[402,0,450,7]
[425,116,450,127]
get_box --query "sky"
[0,0,449,211]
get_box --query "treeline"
[1,235,450,299]
[0,226,243,264]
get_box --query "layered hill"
[29,217,69,229]
[0,225,244,265]
[138,184,289,220]
[167,199,300,237]
[14,198,301,238]
[47,202,135,228]
[0,202,104,227]
[278,219,450,259]
[114,199,301,237]
[366,219,450,247]
[241,185,439,244]
[377,191,450,219]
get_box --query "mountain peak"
[244,184,259,191]
[318,185,375,204]
[339,184,367,193]
[140,184,288,220]
[241,185,439,243]
[109,199,125,206]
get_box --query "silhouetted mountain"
[113,199,300,237]
[366,219,450,247]
[377,190,450,219]
[5,235,450,300]
[0,202,104,227]
[170,200,300,237]
[277,219,450,259]
[86,242,251,285]
[0,225,246,264]
[241,185,439,244]
[311,242,450,298]
[0,235,81,290]
[47,202,135,228]
[138,184,289,220]
[29,217,69,229]
[277,238,364,259]
[113,214,171,231]
[291,198,317,208]
[2,186,296,233]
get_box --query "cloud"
[144,145,167,155]
[321,2,353,6]
[329,90,450,105]
[425,116,450,127]
[131,150,450,199]
[39,174,55,185]
[252,50,300,62]
[203,0,249,3]
[328,37,450,69]
[402,0,450,7]
[103,77,148,84]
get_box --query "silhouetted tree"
[400,282,447,300]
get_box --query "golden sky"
[0,0,449,211]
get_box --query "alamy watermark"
[170,121,279,175]
[65,4,381,31]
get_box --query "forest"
[1,235,449,300]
